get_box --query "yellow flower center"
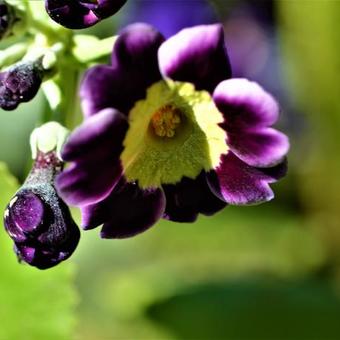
[121,80,228,189]
[151,105,181,138]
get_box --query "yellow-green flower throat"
[121,79,228,189]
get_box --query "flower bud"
[0,0,27,40]
[45,0,127,29]
[3,123,80,270]
[0,1,14,39]
[0,60,43,110]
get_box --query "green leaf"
[0,163,77,340]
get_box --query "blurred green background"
[1,0,340,339]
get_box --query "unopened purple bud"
[11,192,44,233]
[45,0,127,29]
[4,151,80,270]
[0,61,43,110]
[0,1,15,40]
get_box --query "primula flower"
[0,61,43,110]
[45,0,127,29]
[57,23,289,239]
[4,123,80,269]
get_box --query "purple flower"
[45,0,127,29]
[0,61,43,110]
[4,141,80,270]
[57,23,289,239]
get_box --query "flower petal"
[62,108,128,163]
[56,159,122,207]
[81,181,165,238]
[45,1,99,29]
[214,78,280,128]
[45,0,126,29]
[80,23,164,117]
[163,172,226,223]
[214,79,289,167]
[207,152,287,205]
[226,128,289,167]
[158,24,231,92]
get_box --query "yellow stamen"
[151,104,181,138]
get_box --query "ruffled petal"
[80,23,164,117]
[81,181,165,238]
[162,172,226,223]
[214,79,289,167]
[158,24,231,92]
[56,159,122,207]
[226,128,289,167]
[207,152,287,205]
[214,78,280,128]
[62,108,128,163]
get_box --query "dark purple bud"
[45,0,127,29]
[0,61,43,110]
[0,0,16,40]
[4,151,80,270]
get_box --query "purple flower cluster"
[45,0,127,29]
[56,23,289,239]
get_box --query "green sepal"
[30,122,70,160]
[72,35,118,65]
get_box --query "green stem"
[57,65,80,129]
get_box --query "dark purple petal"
[226,128,289,167]
[45,0,126,29]
[81,180,165,239]
[162,172,226,223]
[214,79,289,167]
[158,24,231,92]
[207,152,287,205]
[81,23,164,117]
[82,0,126,19]
[214,78,280,129]
[62,108,128,162]
[56,159,122,207]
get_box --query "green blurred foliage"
[0,163,77,340]
[73,203,333,339]
[279,0,340,261]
